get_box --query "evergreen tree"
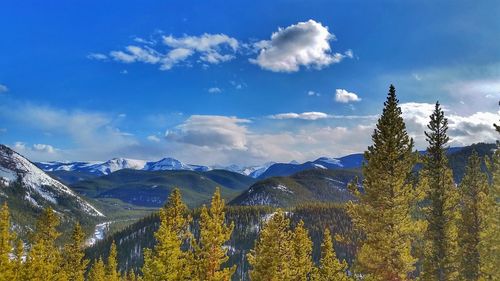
[290,220,313,280]
[311,228,351,281]
[347,85,420,281]
[480,123,500,280]
[88,258,106,281]
[420,102,460,281]
[142,188,193,281]
[63,222,88,281]
[106,241,120,281]
[12,238,24,281]
[195,188,235,281]
[24,207,66,281]
[458,151,489,281]
[0,203,16,281]
[247,209,293,281]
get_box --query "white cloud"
[166,115,250,150]
[400,102,499,147]
[147,135,161,142]
[87,53,108,60]
[0,84,8,93]
[0,103,137,161]
[104,33,239,70]
[12,142,58,159]
[208,87,222,94]
[270,112,329,120]
[163,33,238,53]
[110,46,161,64]
[250,20,350,72]
[335,89,361,103]
[32,144,56,153]
[307,90,320,96]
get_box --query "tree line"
[0,85,498,280]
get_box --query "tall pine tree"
[420,102,460,281]
[311,228,352,281]
[63,222,88,281]
[195,188,235,281]
[24,207,67,281]
[142,188,193,281]
[106,241,120,281]
[479,120,500,280]
[347,85,420,281]
[88,258,106,281]
[247,209,293,281]
[290,220,314,280]
[0,203,17,281]
[458,151,489,281]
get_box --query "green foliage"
[290,220,314,280]
[458,151,490,280]
[63,223,89,281]
[24,207,67,281]
[142,188,193,281]
[0,203,18,281]
[106,241,120,281]
[247,209,294,281]
[347,85,421,280]
[195,187,235,281]
[88,258,106,281]
[481,142,500,280]
[420,102,460,281]
[311,228,352,281]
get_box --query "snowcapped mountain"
[143,157,194,171]
[0,144,103,217]
[37,158,146,176]
[35,152,366,182]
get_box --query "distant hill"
[447,142,496,182]
[256,154,363,179]
[70,169,256,208]
[230,169,360,207]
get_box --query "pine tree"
[88,258,106,281]
[24,207,66,281]
[247,209,294,281]
[458,151,489,280]
[0,203,16,281]
[311,228,351,281]
[63,222,88,281]
[106,241,120,281]
[347,85,420,281]
[479,123,500,280]
[142,188,193,281]
[195,188,235,281]
[420,102,460,281]
[290,220,313,280]
[12,238,24,281]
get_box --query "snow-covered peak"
[89,158,146,174]
[143,157,193,171]
[0,145,103,217]
[315,157,343,167]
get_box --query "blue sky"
[0,0,499,165]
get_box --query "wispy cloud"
[270,112,329,120]
[0,84,8,94]
[100,33,239,71]
[208,87,222,94]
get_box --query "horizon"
[1,1,499,165]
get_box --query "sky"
[0,0,499,165]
